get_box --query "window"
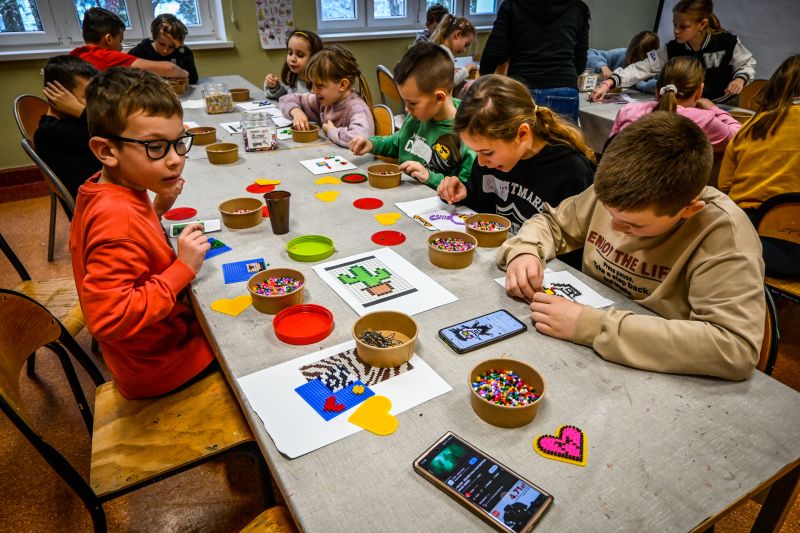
[0,0,224,57]
[317,0,498,34]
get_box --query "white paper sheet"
[181,99,205,109]
[276,127,293,140]
[238,341,453,458]
[183,121,200,129]
[314,248,458,316]
[299,155,358,175]
[219,121,242,134]
[493,270,614,308]
[395,196,477,231]
[235,99,276,111]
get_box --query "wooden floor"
[1,194,799,532]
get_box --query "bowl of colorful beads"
[187,126,216,145]
[469,358,546,428]
[353,310,418,368]
[367,163,402,189]
[465,214,512,248]
[247,267,305,314]
[428,230,477,269]
[218,197,263,229]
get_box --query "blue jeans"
[531,87,579,124]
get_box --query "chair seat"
[766,276,800,301]
[240,506,298,533]
[14,278,85,336]
[89,369,255,498]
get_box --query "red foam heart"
[323,396,345,412]
[371,230,405,246]
[164,207,197,220]
[536,425,585,463]
[353,197,384,210]
[247,183,276,194]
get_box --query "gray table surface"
[176,76,800,532]
[578,90,653,154]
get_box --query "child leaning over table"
[499,112,765,381]
[349,42,476,190]
[70,67,215,399]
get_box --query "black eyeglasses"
[108,134,194,160]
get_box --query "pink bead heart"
[534,425,587,466]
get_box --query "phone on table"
[438,309,527,354]
[414,432,553,532]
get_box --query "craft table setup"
[170,76,800,532]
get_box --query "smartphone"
[438,310,527,354]
[414,432,553,532]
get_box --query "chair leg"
[244,443,275,508]
[87,502,108,533]
[26,352,36,376]
[60,333,105,386]
[47,192,57,262]
[91,337,100,355]
[49,343,94,435]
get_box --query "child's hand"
[265,73,279,89]
[589,81,611,102]
[600,65,613,79]
[177,224,210,274]
[695,98,715,110]
[321,120,335,134]
[43,81,84,118]
[529,292,584,341]
[466,63,478,72]
[153,177,185,218]
[437,176,467,204]
[349,136,373,155]
[290,109,310,131]
[724,78,745,96]
[505,254,544,301]
[399,160,429,184]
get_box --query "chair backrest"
[758,286,780,375]
[753,193,800,245]
[21,138,75,218]
[0,228,31,281]
[13,94,49,148]
[376,65,405,114]
[372,104,394,137]
[738,79,767,112]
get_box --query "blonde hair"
[740,54,800,141]
[655,56,705,113]
[673,0,723,37]
[430,14,475,46]
[305,45,373,108]
[454,74,594,162]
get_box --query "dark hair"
[426,4,449,25]
[739,54,800,141]
[655,56,705,113]
[82,7,125,43]
[595,112,711,216]
[625,31,660,65]
[85,67,182,138]
[42,55,98,91]
[430,13,475,45]
[150,13,188,42]
[394,42,454,94]
[281,29,323,88]
[305,45,373,108]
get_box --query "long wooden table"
[177,76,800,532]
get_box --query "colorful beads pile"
[204,93,234,114]
[371,170,399,176]
[232,209,252,214]
[252,277,302,296]
[470,220,507,232]
[430,237,475,252]
[471,369,540,407]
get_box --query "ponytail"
[654,56,705,113]
[356,72,374,109]
[530,105,595,162]
[430,14,475,45]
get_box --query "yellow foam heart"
[315,190,340,202]
[255,179,281,185]
[210,294,252,316]
[374,212,402,226]
[314,176,341,185]
[348,395,397,436]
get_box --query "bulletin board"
[256,0,295,49]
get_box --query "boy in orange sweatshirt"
[70,67,212,399]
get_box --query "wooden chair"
[13,94,73,261]
[758,286,780,376]
[240,506,299,533]
[0,289,273,532]
[738,79,767,112]
[752,192,800,303]
[372,104,399,164]
[376,65,406,129]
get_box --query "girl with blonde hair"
[430,14,477,87]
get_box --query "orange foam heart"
[374,212,402,226]
[210,294,252,316]
[315,190,340,203]
[314,176,341,185]
[348,395,397,435]
[255,179,281,185]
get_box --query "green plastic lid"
[286,235,335,262]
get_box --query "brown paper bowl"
[247,268,305,314]
[218,197,263,229]
[206,142,239,164]
[187,126,216,145]
[367,163,402,189]
[469,358,546,428]
[428,231,477,269]
[290,125,319,143]
[168,80,186,95]
[465,214,512,248]
[353,311,418,368]
[230,88,250,101]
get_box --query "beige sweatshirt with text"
[498,186,765,381]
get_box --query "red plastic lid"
[164,207,197,220]
[247,183,276,194]
[371,230,406,246]
[341,172,367,183]
[353,197,384,210]
[273,304,334,345]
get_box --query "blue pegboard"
[295,379,374,421]
[205,238,232,260]
[222,258,267,284]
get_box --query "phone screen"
[415,433,551,532]
[439,310,527,353]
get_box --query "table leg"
[752,461,800,532]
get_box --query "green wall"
[0,0,658,172]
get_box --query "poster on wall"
[255,0,294,50]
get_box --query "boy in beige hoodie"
[499,112,765,381]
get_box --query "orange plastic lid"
[273,304,334,345]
